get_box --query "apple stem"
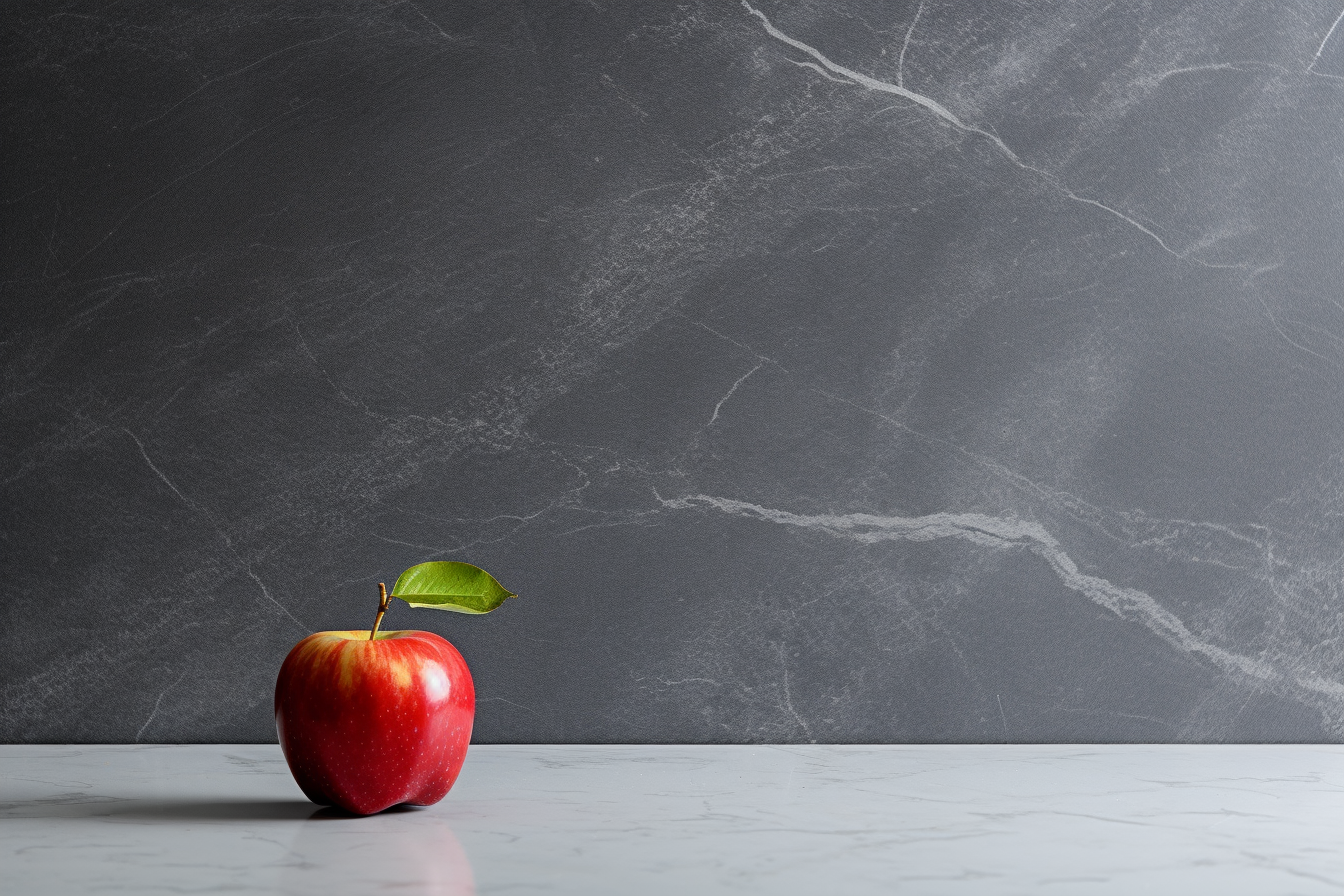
[369,582,390,641]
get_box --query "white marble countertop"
[4,744,1344,894]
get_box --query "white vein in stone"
[709,364,762,424]
[130,31,347,132]
[741,1,1020,161]
[1147,63,1240,85]
[776,641,814,742]
[897,0,924,89]
[403,0,459,42]
[136,671,185,743]
[1256,296,1337,366]
[658,492,1279,684]
[1309,7,1344,74]
[63,104,313,277]
[125,428,196,511]
[247,567,305,631]
[127,429,307,632]
[1140,61,1292,89]
[739,2,1241,268]
[1299,676,1344,700]
[785,59,851,83]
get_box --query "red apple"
[274,563,514,815]
[275,628,474,815]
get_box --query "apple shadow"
[118,799,322,821]
[2,795,443,822]
[0,796,320,822]
[306,803,426,820]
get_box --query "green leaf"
[390,561,517,614]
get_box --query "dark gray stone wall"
[5,1,1344,743]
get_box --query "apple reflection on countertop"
[7,744,1344,894]
[288,806,476,896]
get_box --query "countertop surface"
[4,744,1344,894]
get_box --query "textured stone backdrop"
[5,1,1344,743]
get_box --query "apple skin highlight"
[275,630,475,815]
